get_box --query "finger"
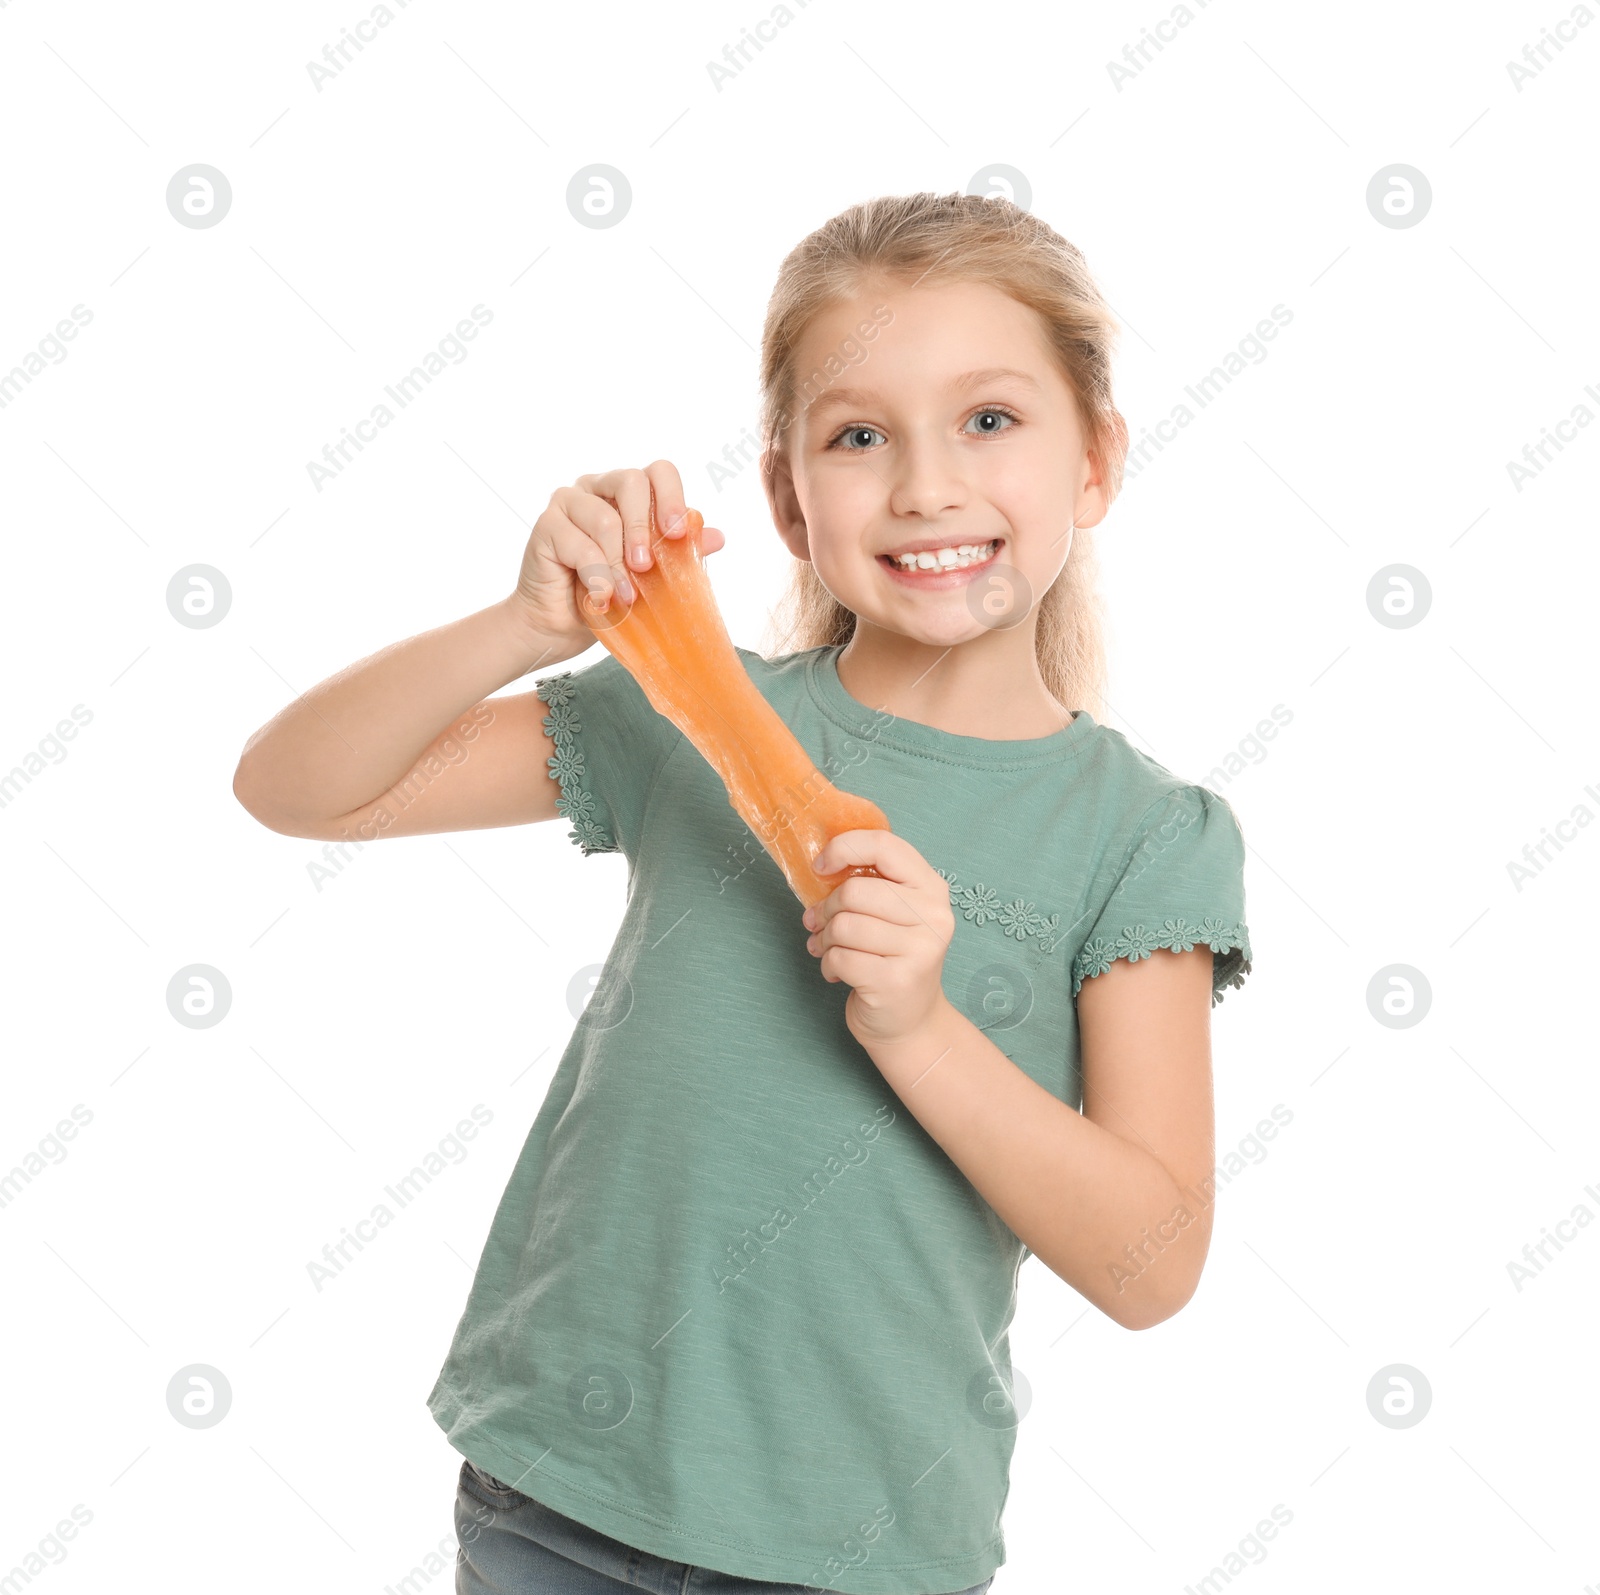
[809,874,924,932]
[810,909,904,959]
[568,472,650,596]
[542,509,627,613]
[552,488,633,606]
[819,945,888,987]
[700,524,727,557]
[609,468,658,585]
[643,460,689,555]
[813,828,918,883]
[810,834,951,947]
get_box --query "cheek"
[984,443,1077,536]
[799,475,879,567]
[808,463,880,515]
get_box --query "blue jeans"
[454,1458,997,1594]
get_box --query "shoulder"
[1075,724,1246,860]
[733,643,829,678]
[733,642,832,707]
[1070,731,1253,1006]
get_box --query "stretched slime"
[578,509,892,908]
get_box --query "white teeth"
[888,539,997,571]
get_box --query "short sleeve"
[533,652,682,859]
[1071,784,1252,1007]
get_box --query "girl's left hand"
[802,831,955,1048]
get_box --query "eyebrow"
[804,366,1041,419]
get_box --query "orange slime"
[579,509,892,908]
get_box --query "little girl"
[235,191,1251,1595]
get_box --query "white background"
[2,0,1596,1590]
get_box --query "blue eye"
[964,407,1019,435]
[828,424,885,452]
[824,407,1021,451]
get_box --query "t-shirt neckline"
[802,643,1098,768]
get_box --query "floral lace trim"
[934,868,1068,954]
[1072,919,1252,1007]
[534,672,616,856]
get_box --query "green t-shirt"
[427,642,1251,1594]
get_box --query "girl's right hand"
[510,460,728,648]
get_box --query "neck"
[835,620,1075,740]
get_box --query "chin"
[870,610,994,649]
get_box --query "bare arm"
[801,828,1219,1331]
[856,946,1217,1331]
[231,597,580,840]
[231,461,725,842]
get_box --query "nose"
[887,430,966,519]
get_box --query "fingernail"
[617,575,634,602]
[630,544,649,568]
[664,511,684,534]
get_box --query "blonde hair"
[756,191,1129,720]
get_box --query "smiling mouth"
[878,538,1002,583]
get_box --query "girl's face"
[766,276,1108,649]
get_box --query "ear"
[763,450,812,562]
[1074,444,1111,533]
